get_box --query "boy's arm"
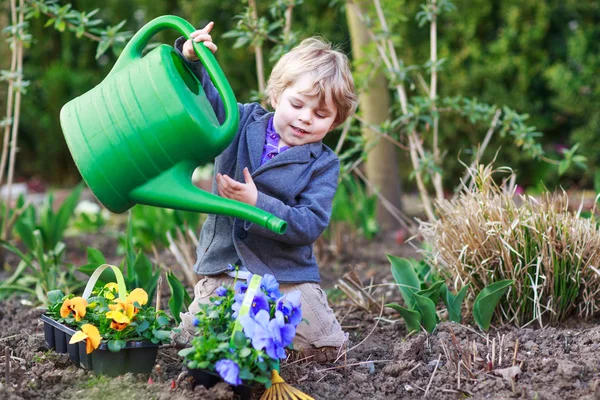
[174,37,226,124]
[243,158,340,246]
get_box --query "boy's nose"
[298,111,311,124]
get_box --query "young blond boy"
[173,22,357,362]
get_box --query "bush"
[419,165,600,327]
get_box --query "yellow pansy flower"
[69,324,102,354]
[60,297,88,321]
[103,282,120,300]
[109,300,137,319]
[126,288,148,307]
[106,310,130,331]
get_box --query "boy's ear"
[269,95,279,109]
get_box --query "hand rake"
[259,370,314,400]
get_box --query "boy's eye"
[315,113,327,119]
[290,102,301,109]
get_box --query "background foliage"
[0,0,597,191]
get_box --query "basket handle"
[81,264,127,301]
[231,274,262,337]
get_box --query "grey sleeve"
[174,36,226,124]
[243,158,340,246]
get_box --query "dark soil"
[1,231,600,399]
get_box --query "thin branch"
[454,109,502,198]
[3,0,24,240]
[283,0,294,38]
[24,0,102,41]
[248,0,266,107]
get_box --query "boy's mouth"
[291,125,308,134]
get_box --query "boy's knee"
[281,282,347,351]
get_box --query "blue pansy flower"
[260,274,282,300]
[215,286,228,297]
[234,278,250,303]
[277,290,302,327]
[240,309,295,359]
[232,290,270,318]
[250,291,270,317]
[232,299,242,318]
[215,359,242,386]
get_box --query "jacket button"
[238,231,247,239]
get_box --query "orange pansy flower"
[69,324,102,354]
[60,297,88,321]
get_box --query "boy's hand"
[216,168,258,206]
[182,21,217,61]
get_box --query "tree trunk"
[346,1,403,231]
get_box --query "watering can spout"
[129,161,287,234]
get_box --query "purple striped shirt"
[260,117,290,165]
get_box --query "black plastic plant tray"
[41,314,159,376]
[188,367,255,399]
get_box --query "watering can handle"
[109,15,238,145]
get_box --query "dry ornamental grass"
[419,165,600,327]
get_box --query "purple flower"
[250,291,270,317]
[192,317,199,326]
[277,290,302,327]
[234,279,249,303]
[227,263,237,271]
[232,290,269,319]
[215,359,242,386]
[261,274,282,300]
[240,309,296,359]
[215,286,228,297]
[232,299,242,318]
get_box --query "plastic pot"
[187,368,255,399]
[41,314,159,376]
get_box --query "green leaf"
[388,255,420,308]
[133,252,156,294]
[232,331,247,348]
[473,280,513,331]
[413,294,439,333]
[47,290,65,305]
[86,247,106,265]
[441,283,470,323]
[386,303,421,333]
[135,320,150,333]
[178,347,195,358]
[558,159,569,176]
[416,280,444,305]
[156,315,170,326]
[239,347,251,358]
[152,330,172,341]
[167,270,187,324]
[78,262,118,286]
[107,339,124,352]
[51,182,84,248]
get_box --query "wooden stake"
[512,339,519,367]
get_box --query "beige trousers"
[174,274,347,351]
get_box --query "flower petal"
[106,310,130,324]
[81,324,102,353]
[126,288,148,306]
[69,331,88,344]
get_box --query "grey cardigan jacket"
[176,38,339,283]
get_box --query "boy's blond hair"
[266,37,357,129]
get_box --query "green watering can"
[60,15,286,234]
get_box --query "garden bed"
[0,233,599,399]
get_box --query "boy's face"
[271,74,338,147]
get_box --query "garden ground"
[1,230,599,399]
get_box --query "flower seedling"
[386,255,514,332]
